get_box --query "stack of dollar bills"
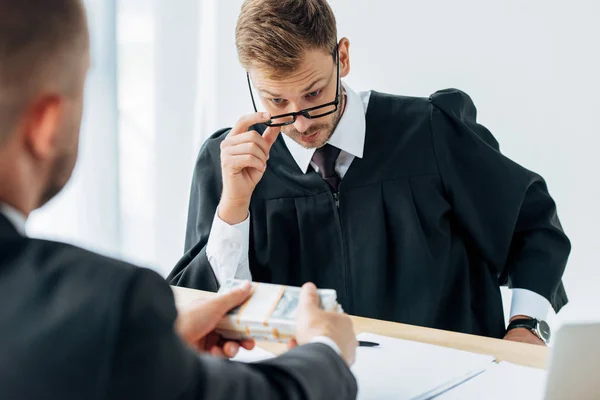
[216,279,343,342]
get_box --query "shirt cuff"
[309,336,342,356]
[509,288,550,321]
[205,208,251,284]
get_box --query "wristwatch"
[506,318,551,344]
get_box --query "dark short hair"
[0,0,88,141]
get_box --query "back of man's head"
[0,0,88,141]
[0,0,89,211]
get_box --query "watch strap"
[507,318,538,332]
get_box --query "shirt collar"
[0,202,27,236]
[282,82,369,174]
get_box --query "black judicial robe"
[169,89,570,339]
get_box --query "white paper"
[231,346,275,363]
[436,361,548,400]
[352,333,495,400]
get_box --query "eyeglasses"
[246,46,340,127]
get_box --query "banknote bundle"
[216,279,343,342]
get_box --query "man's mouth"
[300,130,320,143]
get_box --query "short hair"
[235,0,338,79]
[0,0,88,142]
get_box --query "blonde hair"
[236,0,338,79]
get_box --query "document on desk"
[436,361,548,400]
[231,347,275,363]
[352,333,495,400]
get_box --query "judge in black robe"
[169,88,570,339]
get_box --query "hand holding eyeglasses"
[218,113,280,225]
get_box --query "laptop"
[544,322,600,399]
[435,322,600,399]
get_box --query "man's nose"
[292,115,312,133]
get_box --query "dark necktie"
[312,144,341,191]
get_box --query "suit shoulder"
[370,90,430,105]
[369,90,431,114]
[26,238,161,293]
[366,91,432,127]
[428,88,478,116]
[427,88,500,150]
[370,88,476,115]
[24,239,174,332]
[0,237,173,396]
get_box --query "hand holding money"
[216,280,357,365]
[176,281,256,358]
[295,282,358,366]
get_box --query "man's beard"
[39,150,77,208]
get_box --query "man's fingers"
[223,341,241,358]
[187,282,252,340]
[287,339,299,350]
[263,126,281,148]
[225,155,267,174]
[230,112,271,136]
[201,332,221,352]
[210,347,227,357]
[177,283,252,349]
[222,131,270,156]
[240,339,255,351]
[224,142,269,164]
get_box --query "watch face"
[538,320,551,341]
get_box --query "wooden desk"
[172,286,549,369]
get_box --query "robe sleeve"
[429,89,570,312]
[167,129,229,291]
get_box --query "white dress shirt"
[205,82,550,322]
[0,202,27,235]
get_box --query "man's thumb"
[299,282,321,310]
[212,281,253,314]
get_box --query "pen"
[358,340,379,347]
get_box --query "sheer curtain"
[117,0,201,274]
[28,0,206,276]
[28,0,121,259]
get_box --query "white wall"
[201,0,600,323]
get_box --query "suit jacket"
[0,214,357,400]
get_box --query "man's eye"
[306,90,321,98]
[271,98,284,105]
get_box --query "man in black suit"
[0,1,358,399]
